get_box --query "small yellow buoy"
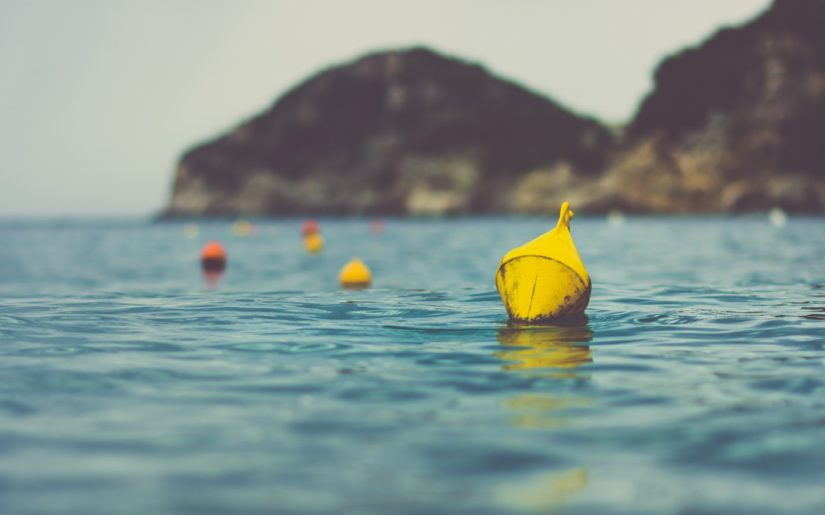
[304,232,324,254]
[183,223,199,239]
[496,202,590,322]
[339,258,372,289]
[232,219,256,236]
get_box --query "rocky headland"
[579,0,825,213]
[164,48,611,217]
[163,0,825,217]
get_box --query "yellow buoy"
[304,232,324,254]
[232,219,256,236]
[496,202,590,322]
[183,223,199,239]
[339,258,372,289]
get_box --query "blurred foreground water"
[0,217,824,515]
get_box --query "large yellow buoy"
[304,232,324,254]
[496,202,590,322]
[339,258,372,289]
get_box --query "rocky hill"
[163,47,612,217]
[576,0,825,213]
[163,0,825,217]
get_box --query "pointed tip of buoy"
[201,240,227,272]
[556,201,574,230]
[339,258,372,289]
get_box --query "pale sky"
[0,0,771,217]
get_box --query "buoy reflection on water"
[202,269,223,289]
[496,467,589,512]
[496,320,592,374]
[496,321,593,428]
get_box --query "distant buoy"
[200,240,227,272]
[769,207,787,227]
[183,223,199,239]
[606,210,625,226]
[302,219,320,236]
[304,232,324,254]
[339,258,372,289]
[232,219,256,236]
[370,219,385,235]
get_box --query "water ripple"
[0,218,824,515]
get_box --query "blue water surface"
[0,217,824,515]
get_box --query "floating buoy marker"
[232,219,256,237]
[768,207,787,227]
[301,219,324,253]
[183,223,199,239]
[369,219,385,235]
[339,258,372,289]
[304,232,324,254]
[200,240,227,273]
[496,202,590,322]
[301,219,320,237]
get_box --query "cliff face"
[164,47,612,217]
[580,0,825,213]
[164,1,825,217]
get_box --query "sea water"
[0,217,823,515]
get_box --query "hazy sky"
[0,0,771,217]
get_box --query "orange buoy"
[200,240,227,272]
[301,219,320,237]
[339,258,372,289]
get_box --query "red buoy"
[369,219,385,235]
[200,240,227,272]
[301,219,320,237]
